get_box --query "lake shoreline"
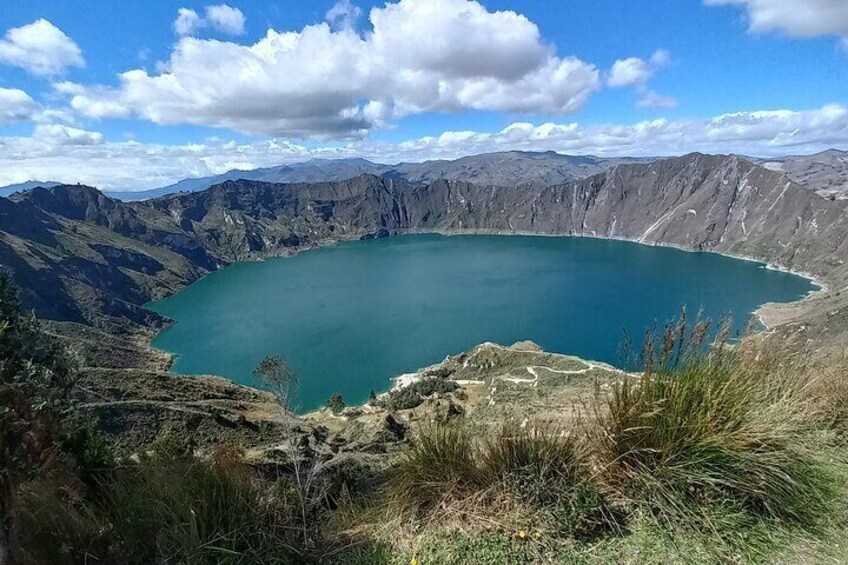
[145,230,820,409]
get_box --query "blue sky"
[0,0,846,190]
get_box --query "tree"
[326,393,345,415]
[252,356,299,417]
[0,272,74,564]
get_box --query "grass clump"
[593,320,840,532]
[19,453,308,564]
[387,422,479,516]
[386,420,609,540]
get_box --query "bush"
[327,392,346,415]
[148,429,196,461]
[60,413,116,482]
[380,378,459,412]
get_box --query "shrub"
[60,413,116,482]
[327,392,346,415]
[148,429,196,461]
[380,378,459,412]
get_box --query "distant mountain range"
[757,149,848,199]
[101,151,652,201]
[3,149,846,203]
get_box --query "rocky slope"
[758,149,848,199]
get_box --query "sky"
[0,0,847,191]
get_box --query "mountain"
[757,149,848,199]
[4,153,848,337]
[107,158,391,201]
[107,151,651,201]
[0,180,61,198]
[383,151,648,186]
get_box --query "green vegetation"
[19,452,309,564]
[594,338,837,529]
[378,377,459,411]
[0,272,76,562]
[327,392,346,415]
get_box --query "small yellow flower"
[533,531,542,540]
[410,557,419,565]
[517,529,528,539]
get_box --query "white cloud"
[2,104,846,191]
[205,5,246,36]
[637,90,678,110]
[0,19,84,76]
[608,58,651,88]
[705,0,848,42]
[608,49,670,87]
[33,123,104,145]
[325,0,363,31]
[0,87,38,124]
[174,8,203,36]
[174,4,246,36]
[64,0,601,138]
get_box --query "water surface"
[147,234,815,410]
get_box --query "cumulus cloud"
[0,87,39,124]
[705,0,848,42]
[174,8,203,36]
[608,49,670,87]
[2,103,846,191]
[63,0,601,138]
[0,19,84,76]
[174,4,246,36]
[33,123,104,145]
[608,50,675,110]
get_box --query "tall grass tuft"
[19,453,306,564]
[592,320,840,531]
[386,422,480,517]
[385,420,611,538]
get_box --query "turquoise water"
[147,234,815,411]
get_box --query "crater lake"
[147,234,816,411]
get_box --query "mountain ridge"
[3,152,847,339]
[100,151,652,201]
